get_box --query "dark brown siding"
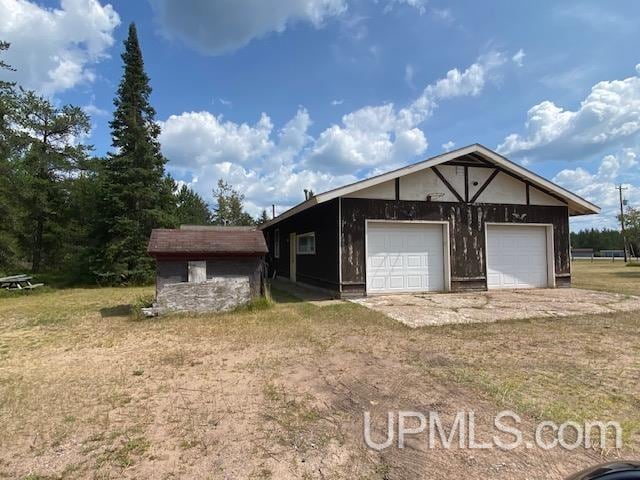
[157,260,188,291]
[263,199,340,290]
[341,198,570,294]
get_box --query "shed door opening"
[188,261,207,283]
[486,225,551,289]
[366,222,445,294]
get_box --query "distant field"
[0,269,638,479]
[572,260,640,296]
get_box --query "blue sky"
[1,0,639,229]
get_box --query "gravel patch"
[351,288,640,327]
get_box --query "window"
[188,260,206,283]
[274,229,280,258]
[296,232,316,255]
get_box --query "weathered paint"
[263,199,340,289]
[340,198,570,294]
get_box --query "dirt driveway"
[351,288,640,327]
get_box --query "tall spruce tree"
[97,23,175,282]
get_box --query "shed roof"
[148,227,268,256]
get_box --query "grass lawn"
[572,259,640,296]
[0,262,638,479]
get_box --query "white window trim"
[296,232,316,255]
[274,229,280,258]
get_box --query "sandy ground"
[351,288,640,327]
[1,271,638,479]
[0,316,616,480]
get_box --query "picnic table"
[0,274,44,290]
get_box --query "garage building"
[260,144,600,296]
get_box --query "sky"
[1,0,639,230]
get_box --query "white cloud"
[442,140,455,151]
[303,52,505,173]
[304,104,429,173]
[0,0,120,95]
[431,8,453,23]
[383,0,428,15]
[150,0,347,55]
[331,99,344,106]
[159,111,275,168]
[553,149,639,230]
[413,51,505,103]
[159,52,507,215]
[82,103,108,118]
[512,49,525,67]
[498,64,640,162]
[370,50,506,130]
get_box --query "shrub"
[130,294,155,320]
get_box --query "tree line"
[0,25,267,284]
[571,213,639,256]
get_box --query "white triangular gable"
[260,144,600,229]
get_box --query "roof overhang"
[260,144,600,229]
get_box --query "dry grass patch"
[1,275,639,478]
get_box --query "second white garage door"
[366,222,445,294]
[486,225,551,289]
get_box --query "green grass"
[572,260,640,295]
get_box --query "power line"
[617,184,628,263]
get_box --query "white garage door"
[366,222,445,294]
[486,225,550,289]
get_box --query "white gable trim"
[260,144,600,229]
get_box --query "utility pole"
[617,184,628,263]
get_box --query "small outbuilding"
[147,226,268,314]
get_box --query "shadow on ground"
[99,304,132,317]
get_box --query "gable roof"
[260,144,600,229]
[148,227,268,256]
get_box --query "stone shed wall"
[154,256,264,314]
[156,277,252,314]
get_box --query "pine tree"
[96,23,176,282]
[0,41,17,271]
[212,179,254,226]
[256,209,269,225]
[175,184,212,226]
[12,91,91,272]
